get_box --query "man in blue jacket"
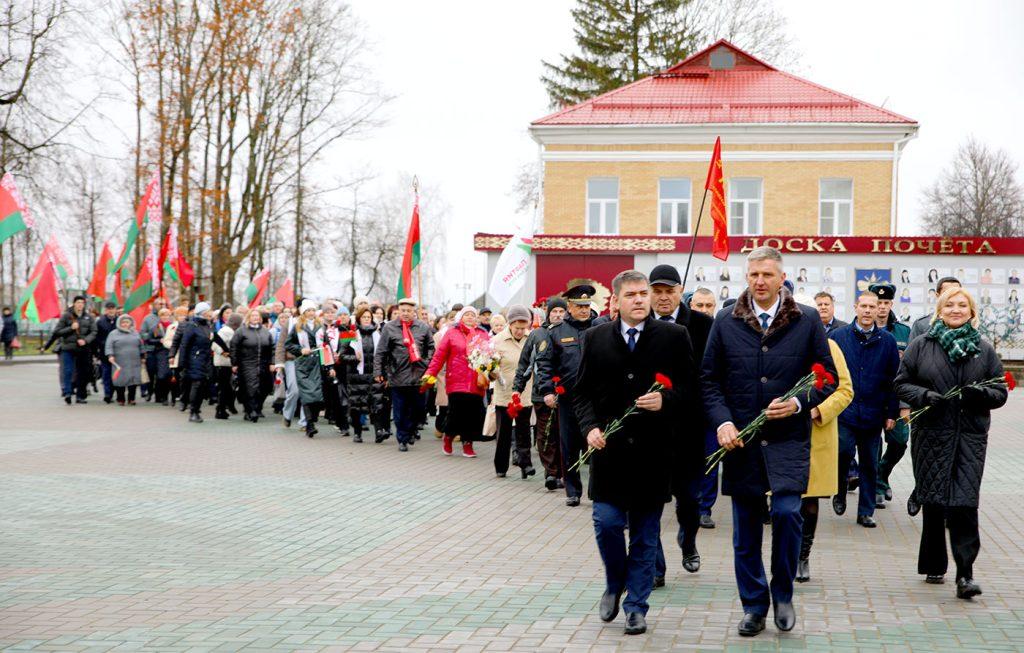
[829,290,901,527]
[702,246,836,637]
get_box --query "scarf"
[401,319,421,363]
[929,320,981,362]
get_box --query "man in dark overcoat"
[573,270,699,636]
[646,263,713,585]
[701,246,836,637]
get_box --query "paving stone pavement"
[1,363,1023,652]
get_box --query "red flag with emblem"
[704,137,728,261]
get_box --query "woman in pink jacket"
[425,306,489,458]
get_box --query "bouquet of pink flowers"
[467,336,500,388]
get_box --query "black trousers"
[494,405,533,474]
[216,367,235,415]
[188,377,207,414]
[114,385,137,402]
[919,504,980,580]
[533,403,561,480]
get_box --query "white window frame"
[586,177,619,235]
[657,177,692,235]
[818,178,854,236]
[728,177,763,236]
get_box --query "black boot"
[189,412,203,423]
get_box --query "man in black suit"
[815,292,847,335]
[647,264,714,586]
[574,269,699,635]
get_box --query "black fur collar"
[731,289,802,339]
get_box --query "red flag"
[87,241,115,298]
[272,278,294,307]
[159,224,195,290]
[704,137,728,261]
[18,250,62,323]
[246,268,271,308]
[397,197,421,301]
[125,245,159,325]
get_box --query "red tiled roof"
[533,40,916,126]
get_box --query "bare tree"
[921,138,1024,237]
[509,161,541,216]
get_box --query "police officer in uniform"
[868,282,911,509]
[535,283,596,506]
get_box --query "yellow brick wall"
[542,152,893,236]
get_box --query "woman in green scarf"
[895,287,1007,600]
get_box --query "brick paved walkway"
[1,363,1023,652]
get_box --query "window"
[658,178,691,235]
[728,178,762,235]
[819,178,853,235]
[586,177,619,235]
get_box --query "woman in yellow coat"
[796,339,854,582]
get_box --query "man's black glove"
[924,390,945,407]
[958,385,986,408]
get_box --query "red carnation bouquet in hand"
[569,373,673,472]
[507,392,524,419]
[704,363,834,475]
[540,376,565,447]
[905,371,1016,424]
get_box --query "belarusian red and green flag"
[396,195,421,300]
[29,236,73,282]
[246,268,271,307]
[86,241,115,299]
[113,170,162,273]
[124,244,160,325]
[0,172,33,246]
[18,250,61,324]
[158,223,194,291]
[272,278,294,308]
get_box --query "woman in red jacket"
[426,306,489,458]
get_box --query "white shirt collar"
[751,294,782,321]
[621,319,645,341]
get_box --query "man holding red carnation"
[701,246,836,637]
[573,269,699,635]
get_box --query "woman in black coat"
[284,303,324,437]
[231,307,275,422]
[175,305,214,422]
[895,287,1007,599]
[348,308,385,443]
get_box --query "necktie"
[626,327,638,352]
[659,315,673,322]
[759,312,770,331]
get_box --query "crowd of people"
[1,244,1009,639]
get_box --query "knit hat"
[337,305,351,315]
[298,299,318,314]
[506,304,531,324]
[454,305,478,324]
[545,296,567,321]
[194,301,212,316]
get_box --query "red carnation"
[555,385,566,395]
[552,376,561,384]
[1006,371,1017,391]
[824,372,836,386]
[654,373,673,390]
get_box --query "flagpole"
[681,188,710,293]
[413,176,423,311]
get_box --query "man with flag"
[51,295,97,404]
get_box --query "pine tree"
[541,0,701,108]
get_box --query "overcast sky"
[335,0,1024,302]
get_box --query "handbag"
[10,337,20,349]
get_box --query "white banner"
[487,228,533,307]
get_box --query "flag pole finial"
[412,175,419,195]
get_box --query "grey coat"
[105,317,144,387]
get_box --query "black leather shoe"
[857,515,877,528]
[699,514,716,529]
[773,602,796,632]
[566,496,581,507]
[353,434,363,443]
[64,395,72,405]
[682,550,701,573]
[875,495,887,508]
[624,612,646,635]
[907,496,921,516]
[545,475,557,491]
[795,558,810,583]
[832,494,846,516]
[653,575,665,589]
[884,487,893,501]
[598,590,621,622]
[956,578,982,599]
[496,472,506,478]
[189,412,203,423]
[925,574,944,584]
[738,613,766,637]
[75,398,88,404]
[307,427,318,438]
[398,442,408,452]
[521,465,536,479]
